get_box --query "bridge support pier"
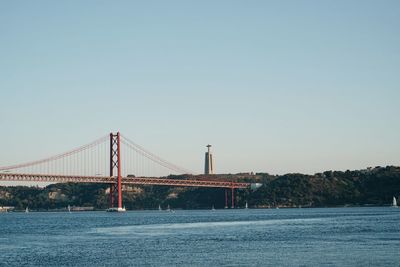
[225,189,228,208]
[231,188,235,209]
[109,185,114,208]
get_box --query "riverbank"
[1,166,399,210]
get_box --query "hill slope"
[1,166,399,210]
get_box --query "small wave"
[92,218,322,236]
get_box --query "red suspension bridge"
[0,132,260,210]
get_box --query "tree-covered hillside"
[1,166,399,210]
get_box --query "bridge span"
[0,132,261,209]
[0,173,250,189]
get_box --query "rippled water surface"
[1,207,399,266]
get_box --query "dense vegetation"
[1,166,399,210]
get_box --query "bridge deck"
[0,173,250,189]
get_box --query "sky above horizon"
[1,1,399,177]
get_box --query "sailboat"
[166,204,171,212]
[211,205,216,211]
[158,204,162,211]
[67,205,71,213]
[245,202,248,209]
[25,207,29,213]
[392,196,398,208]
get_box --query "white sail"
[158,205,162,211]
[25,207,29,213]
[245,202,248,209]
[393,196,397,207]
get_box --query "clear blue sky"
[1,1,399,175]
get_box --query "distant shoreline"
[2,205,395,213]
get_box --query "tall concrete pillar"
[204,144,214,175]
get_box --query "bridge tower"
[109,132,123,210]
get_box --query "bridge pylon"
[109,132,123,210]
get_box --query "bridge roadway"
[0,173,250,189]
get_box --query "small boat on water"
[158,205,162,211]
[25,207,29,213]
[106,207,126,212]
[166,204,171,212]
[392,196,398,208]
[245,202,248,209]
[211,205,216,211]
[67,205,71,213]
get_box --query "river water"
[0,207,399,266]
